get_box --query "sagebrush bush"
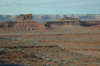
[18,37,23,40]
[16,59,21,62]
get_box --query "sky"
[0,0,100,15]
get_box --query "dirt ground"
[0,26,100,66]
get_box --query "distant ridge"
[0,14,100,23]
[55,17,79,21]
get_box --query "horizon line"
[0,14,100,15]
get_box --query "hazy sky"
[0,0,100,15]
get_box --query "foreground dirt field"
[0,38,100,66]
[0,29,100,66]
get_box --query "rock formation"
[15,14,32,21]
[0,14,50,32]
[0,14,100,32]
[44,17,100,28]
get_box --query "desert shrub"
[45,58,51,61]
[30,51,34,53]
[66,61,68,64]
[37,56,42,59]
[72,60,76,63]
[76,64,79,66]
[12,49,16,51]
[60,48,64,51]
[47,63,51,66]
[7,53,10,56]
[65,53,69,56]
[49,50,53,52]
[26,61,30,64]
[92,62,100,65]
[5,48,10,50]
[34,41,38,44]
[44,61,47,64]
[28,64,33,66]
[18,51,22,53]
[36,49,39,51]
[50,53,54,56]
[57,63,60,66]
[58,61,63,64]
[4,38,9,40]
[39,60,42,62]
[34,52,38,54]
[6,59,10,61]
[66,50,70,52]
[18,37,23,40]
[30,58,37,62]
[24,58,26,60]
[55,50,59,52]
[28,52,33,55]
[66,64,71,66]
[0,37,3,41]
[51,59,56,62]
[0,59,4,61]
[13,55,16,57]
[16,59,21,62]
[32,45,35,47]
[81,62,85,66]
[60,59,63,62]
[42,64,46,66]
[0,48,5,52]
[22,54,25,57]
[56,53,59,57]
[42,56,45,59]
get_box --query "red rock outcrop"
[0,14,50,32]
[44,17,100,28]
[44,17,83,28]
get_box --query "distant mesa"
[44,17,82,28]
[55,17,79,21]
[45,17,100,28]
